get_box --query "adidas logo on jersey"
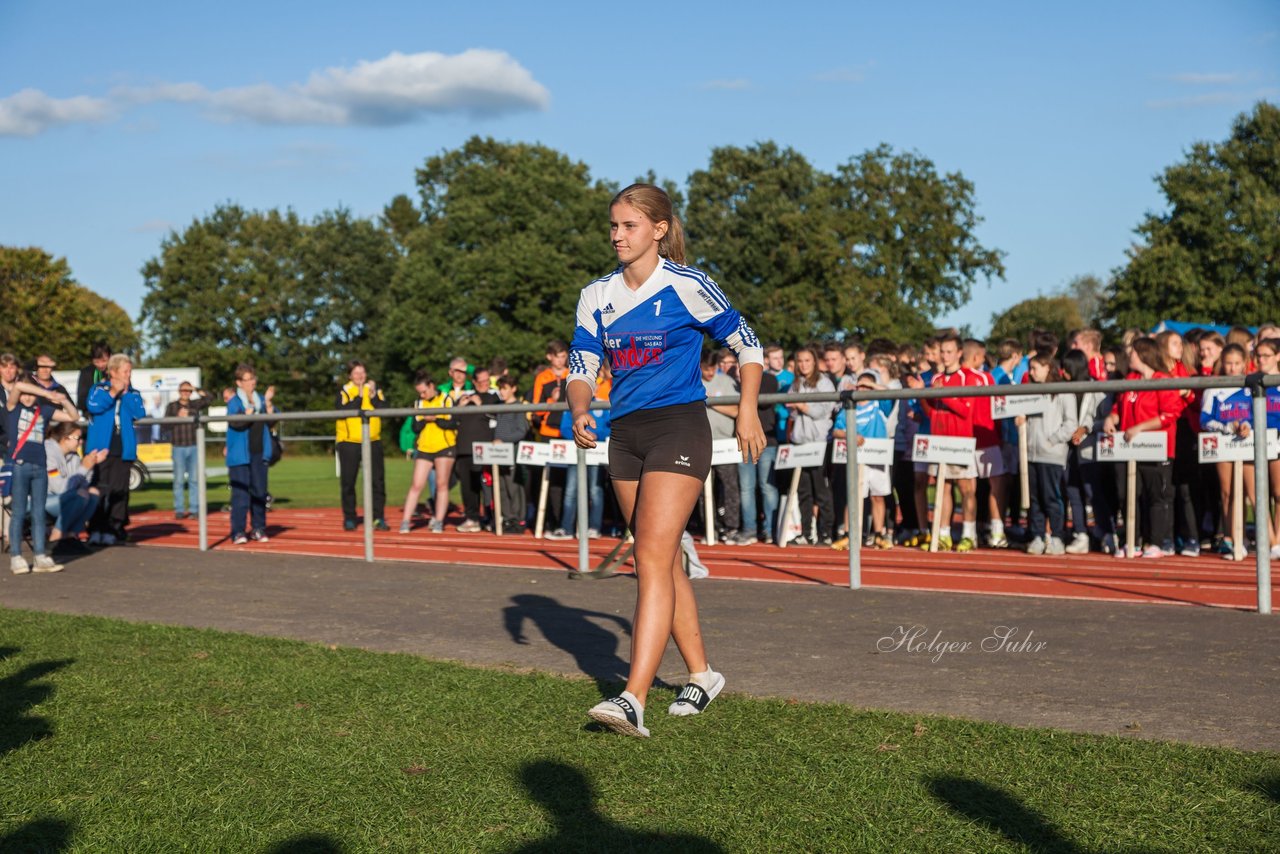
[601,302,616,315]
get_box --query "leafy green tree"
[139,205,397,407]
[686,141,1005,350]
[1062,274,1106,329]
[989,295,1083,349]
[1103,101,1280,330]
[380,137,618,397]
[686,143,846,348]
[834,145,1006,343]
[0,246,139,364]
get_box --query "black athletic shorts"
[609,401,713,482]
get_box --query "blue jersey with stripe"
[568,258,764,420]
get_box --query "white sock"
[689,667,715,688]
[619,690,643,713]
[991,519,1004,537]
[962,522,977,541]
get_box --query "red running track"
[125,508,1279,611]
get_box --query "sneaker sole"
[587,708,649,738]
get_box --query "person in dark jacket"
[453,364,500,532]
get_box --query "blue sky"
[2,1,1276,344]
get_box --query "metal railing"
[131,372,1278,614]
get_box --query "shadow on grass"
[267,835,343,853]
[508,760,722,853]
[0,654,75,757]
[0,817,74,852]
[925,775,1083,854]
[1245,772,1280,804]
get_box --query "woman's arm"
[736,362,765,463]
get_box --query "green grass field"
[132,454,430,514]
[1,609,1276,852]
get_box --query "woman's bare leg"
[401,458,431,525]
[434,458,455,523]
[612,472,707,707]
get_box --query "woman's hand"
[1071,426,1088,446]
[1103,415,1119,435]
[736,409,766,464]
[571,411,597,449]
[1237,421,1252,438]
[1124,426,1143,442]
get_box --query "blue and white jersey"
[568,258,764,420]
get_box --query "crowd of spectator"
[8,320,1280,571]
[364,323,1280,565]
[2,343,280,572]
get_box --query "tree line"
[4,101,1275,411]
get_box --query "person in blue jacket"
[85,354,146,545]
[225,363,278,544]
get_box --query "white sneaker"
[398,521,411,534]
[1026,537,1045,556]
[1065,533,1090,555]
[587,691,649,737]
[455,519,482,533]
[668,669,725,716]
[1046,537,1066,556]
[585,528,601,539]
[544,528,573,541]
[1270,545,1280,560]
[32,555,64,573]
[681,531,709,579]
[10,555,31,574]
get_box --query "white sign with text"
[1197,429,1280,463]
[832,437,894,466]
[990,393,1050,420]
[472,442,515,466]
[775,442,828,470]
[1091,432,1168,462]
[711,438,743,466]
[910,434,977,466]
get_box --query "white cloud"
[1146,87,1279,110]
[1165,71,1247,85]
[0,49,549,137]
[0,88,113,136]
[700,78,751,91]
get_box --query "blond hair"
[107,353,132,375]
[611,183,686,264]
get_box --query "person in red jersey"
[913,332,977,552]
[962,339,1010,548]
[1104,338,1182,559]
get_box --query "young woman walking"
[567,184,765,737]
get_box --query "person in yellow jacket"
[336,360,388,532]
[399,371,457,534]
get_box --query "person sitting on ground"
[44,420,105,553]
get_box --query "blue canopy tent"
[1151,320,1258,337]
